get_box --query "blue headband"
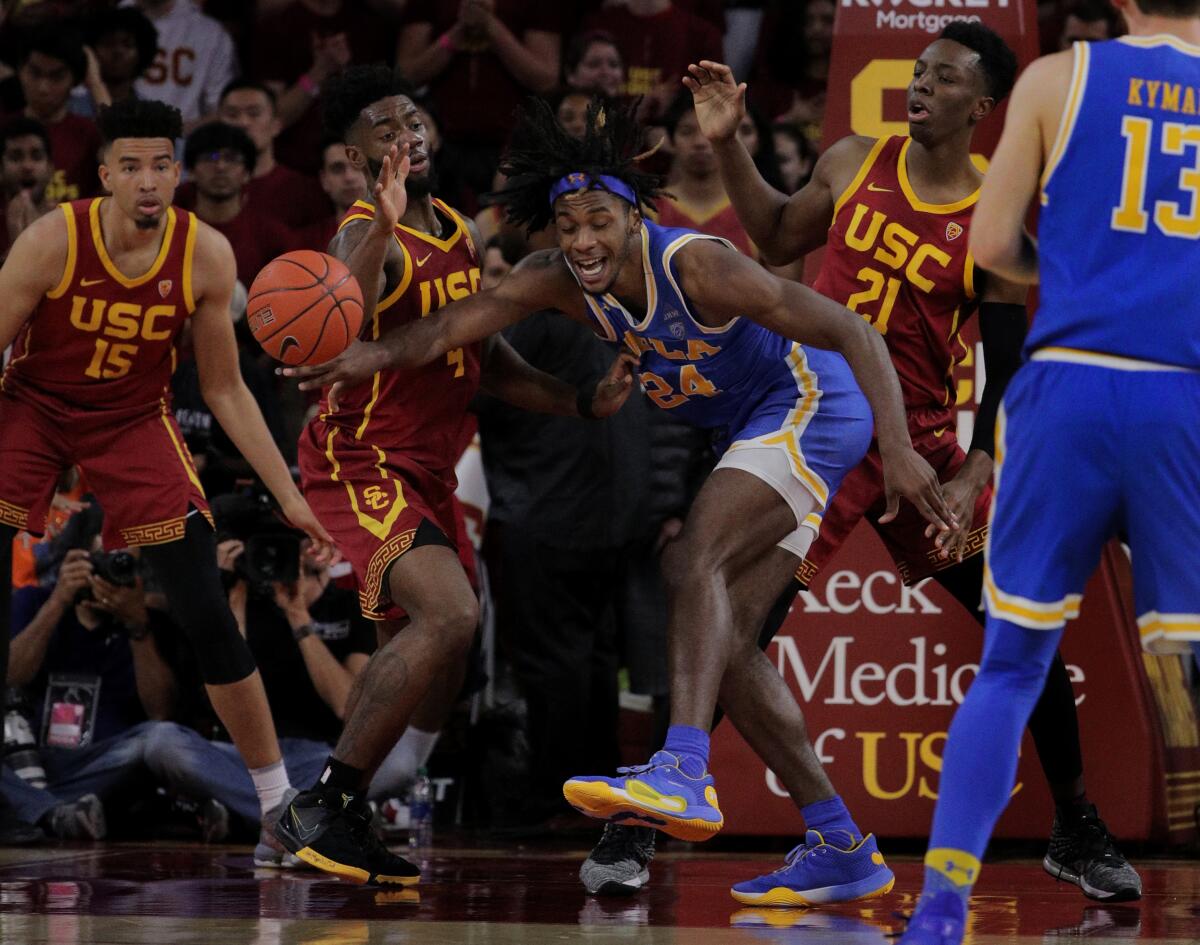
[549,172,637,208]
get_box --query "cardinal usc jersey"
[319,199,483,480]
[813,136,978,431]
[1,198,198,418]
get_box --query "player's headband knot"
[549,172,637,208]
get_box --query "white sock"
[250,760,291,817]
[368,727,439,798]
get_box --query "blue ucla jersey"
[578,221,872,508]
[1033,36,1200,367]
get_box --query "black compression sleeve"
[970,302,1027,457]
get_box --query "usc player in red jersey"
[274,66,635,885]
[677,23,1140,903]
[0,98,333,861]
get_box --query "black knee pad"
[141,511,258,685]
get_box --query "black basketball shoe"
[579,823,657,896]
[275,788,420,886]
[1043,804,1142,902]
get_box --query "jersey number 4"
[1112,116,1200,238]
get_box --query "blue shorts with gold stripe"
[718,345,873,526]
[984,350,1200,654]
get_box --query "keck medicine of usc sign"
[713,0,1200,842]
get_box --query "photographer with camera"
[3,502,182,841]
[136,491,374,858]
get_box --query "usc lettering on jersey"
[2,198,198,418]
[813,136,977,431]
[319,199,483,480]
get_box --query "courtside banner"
[713,0,1177,841]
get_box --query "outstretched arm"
[971,51,1072,282]
[677,239,956,531]
[929,274,1028,560]
[481,333,637,418]
[191,227,333,555]
[286,248,584,393]
[684,60,866,265]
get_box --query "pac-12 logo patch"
[158,279,173,298]
[669,321,686,339]
[945,222,963,242]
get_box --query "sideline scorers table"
[711,0,1200,844]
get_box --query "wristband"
[576,381,599,420]
[292,622,315,642]
[437,32,455,54]
[298,73,320,97]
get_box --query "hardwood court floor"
[0,841,1195,944]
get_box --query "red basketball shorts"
[0,390,209,548]
[800,425,991,586]
[298,419,474,621]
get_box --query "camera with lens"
[212,489,302,596]
[47,499,140,603]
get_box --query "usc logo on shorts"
[362,486,391,510]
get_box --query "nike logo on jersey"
[80,277,105,287]
[415,252,433,267]
[867,183,893,193]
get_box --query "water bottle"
[408,767,433,851]
[4,691,47,789]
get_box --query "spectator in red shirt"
[563,29,624,99]
[249,0,399,175]
[297,139,365,252]
[183,121,294,287]
[12,28,103,202]
[1,118,55,261]
[653,91,756,259]
[397,0,564,210]
[216,80,331,231]
[584,0,723,120]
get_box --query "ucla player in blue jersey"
[293,96,958,903]
[898,0,1200,941]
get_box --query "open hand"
[682,60,747,143]
[925,466,987,563]
[373,143,409,234]
[283,339,390,408]
[590,351,638,418]
[879,445,959,539]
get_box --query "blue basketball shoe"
[730,830,895,906]
[896,891,966,945]
[563,751,724,842]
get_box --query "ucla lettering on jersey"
[577,220,872,508]
[1035,36,1200,368]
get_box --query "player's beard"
[367,157,438,198]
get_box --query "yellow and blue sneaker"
[563,751,724,842]
[730,830,895,906]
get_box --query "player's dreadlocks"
[491,96,666,235]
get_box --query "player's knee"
[425,594,479,658]
[177,602,258,685]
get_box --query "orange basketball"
[246,250,364,366]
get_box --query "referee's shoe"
[275,787,420,886]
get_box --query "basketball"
[246,250,364,366]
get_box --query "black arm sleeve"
[970,301,1028,457]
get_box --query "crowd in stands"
[0,0,1133,844]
